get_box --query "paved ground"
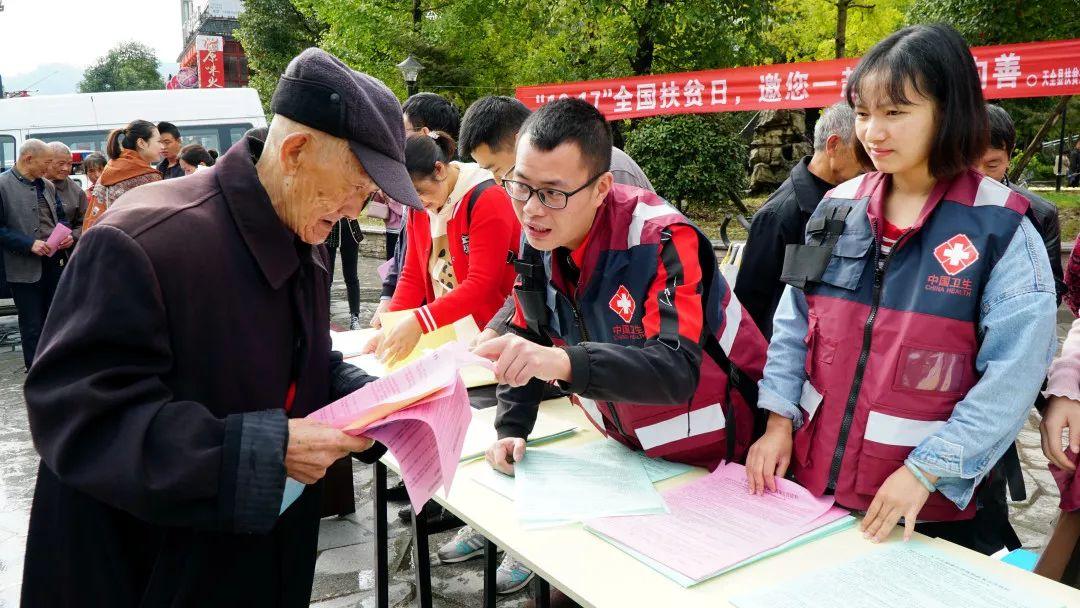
[0,254,1067,607]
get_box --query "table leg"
[482,539,498,608]
[374,462,389,608]
[411,502,433,608]
[534,577,550,608]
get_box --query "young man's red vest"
[793,170,1028,520]
[521,184,768,469]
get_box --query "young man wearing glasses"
[475,97,768,485]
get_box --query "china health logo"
[933,234,980,276]
[609,285,636,323]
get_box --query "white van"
[0,87,267,179]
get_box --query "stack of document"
[584,463,854,586]
[307,342,492,512]
[475,439,695,501]
[473,439,695,529]
[331,311,496,387]
[458,407,578,462]
[731,541,1066,608]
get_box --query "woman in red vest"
[745,23,1057,551]
[365,131,520,364]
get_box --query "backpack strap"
[460,179,514,262]
[691,225,763,462]
[466,179,496,223]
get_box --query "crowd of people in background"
[2,22,1080,607]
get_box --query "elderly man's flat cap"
[270,48,422,209]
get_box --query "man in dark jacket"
[734,103,863,339]
[20,48,421,607]
[156,121,186,179]
[0,139,66,369]
[45,142,88,241]
[980,104,1065,304]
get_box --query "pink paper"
[585,463,845,581]
[307,342,465,429]
[363,376,472,512]
[45,223,72,257]
[306,343,489,512]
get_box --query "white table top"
[383,398,1080,607]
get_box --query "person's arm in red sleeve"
[416,189,518,332]
[388,211,427,312]
[558,224,707,405]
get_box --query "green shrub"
[623,114,749,214]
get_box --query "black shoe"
[385,480,409,502]
[398,503,464,534]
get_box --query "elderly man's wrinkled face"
[48,151,72,181]
[280,133,379,245]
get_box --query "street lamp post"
[396,54,424,98]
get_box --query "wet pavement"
[0,254,1068,607]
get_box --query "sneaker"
[349,314,362,330]
[496,555,535,594]
[436,525,486,563]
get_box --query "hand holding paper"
[308,342,493,511]
[44,223,72,257]
[284,418,373,484]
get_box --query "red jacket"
[389,179,520,332]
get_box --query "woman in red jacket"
[368,131,521,364]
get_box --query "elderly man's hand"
[286,419,373,484]
[30,240,51,257]
[472,334,571,387]
[58,236,75,250]
[376,314,422,367]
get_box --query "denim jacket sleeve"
[756,284,810,429]
[908,216,1057,509]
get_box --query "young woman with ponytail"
[363,130,520,365]
[86,120,163,227]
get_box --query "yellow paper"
[380,310,497,388]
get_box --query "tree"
[908,0,1080,179]
[907,0,1079,46]
[763,0,911,63]
[78,42,163,93]
[235,0,328,113]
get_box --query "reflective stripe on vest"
[635,403,727,451]
[864,411,946,447]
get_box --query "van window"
[28,130,110,153]
[29,123,253,157]
[0,135,15,171]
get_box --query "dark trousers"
[10,256,64,369]
[327,230,361,317]
[384,229,399,261]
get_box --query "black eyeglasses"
[501,168,606,210]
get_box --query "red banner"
[516,38,1080,119]
[196,35,225,89]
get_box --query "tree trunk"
[412,0,422,32]
[835,0,848,59]
[1009,95,1072,183]
[630,0,657,75]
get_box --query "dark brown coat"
[21,136,374,607]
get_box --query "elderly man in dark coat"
[20,48,422,607]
